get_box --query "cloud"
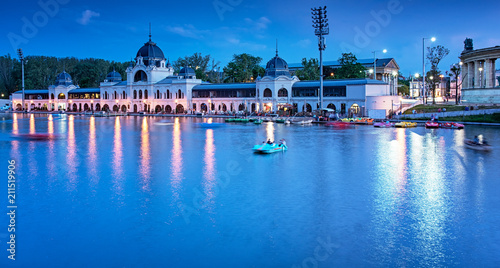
[77,10,100,25]
[165,24,209,39]
[244,17,271,31]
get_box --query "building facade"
[12,37,400,116]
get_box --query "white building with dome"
[11,36,400,116]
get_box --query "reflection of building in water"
[11,31,401,116]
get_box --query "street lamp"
[17,48,26,111]
[372,49,387,80]
[422,37,436,104]
[312,6,329,110]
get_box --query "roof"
[14,89,48,94]
[68,88,100,93]
[193,83,256,91]
[292,79,388,88]
[136,40,165,59]
[288,58,397,69]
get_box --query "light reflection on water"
[1,114,499,267]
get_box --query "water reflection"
[10,113,19,160]
[66,115,77,190]
[29,114,35,134]
[266,122,275,142]
[203,129,216,209]
[46,115,57,179]
[170,117,183,201]
[112,117,123,194]
[140,117,151,190]
[88,116,98,184]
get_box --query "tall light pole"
[372,49,387,80]
[17,48,26,111]
[312,6,329,110]
[422,37,435,104]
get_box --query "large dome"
[265,53,290,77]
[54,71,73,86]
[136,38,165,67]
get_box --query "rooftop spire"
[276,39,278,57]
[149,22,152,41]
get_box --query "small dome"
[179,67,196,78]
[265,55,290,77]
[136,39,165,67]
[54,71,73,86]
[106,71,122,82]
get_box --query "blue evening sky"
[1,0,499,77]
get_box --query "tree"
[449,64,462,104]
[0,55,18,97]
[334,53,366,79]
[173,53,212,80]
[223,53,264,83]
[398,84,409,96]
[294,58,319,80]
[426,45,449,104]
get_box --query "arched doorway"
[201,103,207,112]
[16,104,22,110]
[222,103,227,112]
[238,104,245,111]
[113,105,119,112]
[58,93,65,99]
[278,88,288,97]
[102,104,110,111]
[155,105,162,113]
[251,103,256,112]
[84,103,89,111]
[263,88,272,97]
[121,105,127,113]
[303,103,312,112]
[327,103,336,111]
[95,103,101,111]
[133,104,138,113]
[72,103,77,111]
[349,103,360,116]
[176,104,184,113]
[165,105,172,113]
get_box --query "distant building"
[409,76,450,100]
[11,36,400,117]
[288,58,400,96]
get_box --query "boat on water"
[373,122,394,128]
[325,121,351,128]
[341,118,356,123]
[439,122,465,129]
[225,118,250,123]
[425,121,439,128]
[12,133,60,141]
[252,143,288,154]
[354,118,374,125]
[464,139,492,152]
[154,120,174,126]
[291,118,313,125]
[394,121,417,128]
[253,119,263,124]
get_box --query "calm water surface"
[0,113,499,267]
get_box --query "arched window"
[114,92,117,99]
[278,88,288,97]
[58,93,65,99]
[144,90,148,99]
[167,90,170,99]
[134,70,147,82]
[178,89,182,99]
[327,103,336,111]
[139,90,143,99]
[123,91,126,99]
[133,90,137,99]
[263,88,272,97]
[157,90,160,99]
[51,93,55,99]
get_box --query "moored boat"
[253,119,263,124]
[373,122,394,128]
[291,118,313,124]
[439,122,464,129]
[425,121,439,128]
[325,121,351,128]
[354,118,374,125]
[394,121,417,128]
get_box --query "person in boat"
[482,138,488,145]
[473,136,480,144]
[267,139,274,145]
[278,139,286,147]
